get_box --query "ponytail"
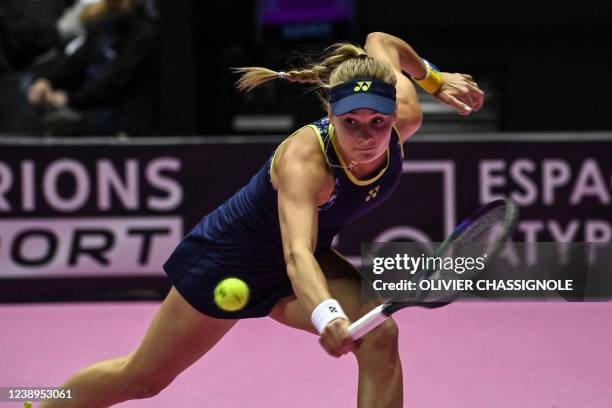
[232,42,369,92]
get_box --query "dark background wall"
[355,0,612,131]
[157,0,612,135]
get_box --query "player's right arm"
[275,127,332,312]
[274,127,354,357]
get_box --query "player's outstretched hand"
[319,318,359,358]
[434,73,484,115]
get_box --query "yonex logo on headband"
[330,77,397,115]
[354,81,372,92]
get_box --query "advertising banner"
[1,136,610,299]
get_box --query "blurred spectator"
[0,2,65,74]
[24,0,159,136]
[0,1,72,135]
[57,0,103,43]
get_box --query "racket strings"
[419,203,515,303]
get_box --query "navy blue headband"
[329,77,397,115]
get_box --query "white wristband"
[311,299,348,334]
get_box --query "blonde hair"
[81,0,141,24]
[233,42,396,103]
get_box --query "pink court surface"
[2,301,611,407]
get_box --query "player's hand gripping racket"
[349,198,519,340]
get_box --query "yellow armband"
[413,59,445,94]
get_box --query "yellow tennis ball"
[214,277,250,311]
[24,402,32,408]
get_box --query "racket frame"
[349,198,518,340]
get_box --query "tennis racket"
[349,198,519,340]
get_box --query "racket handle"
[349,304,389,340]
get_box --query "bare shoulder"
[270,125,329,190]
[276,126,322,163]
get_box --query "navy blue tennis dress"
[163,117,404,318]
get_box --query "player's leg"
[269,249,402,408]
[40,287,237,408]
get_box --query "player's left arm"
[364,32,422,142]
[364,31,484,142]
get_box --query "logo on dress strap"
[365,185,380,202]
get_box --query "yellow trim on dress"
[329,124,390,187]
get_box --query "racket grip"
[349,304,389,340]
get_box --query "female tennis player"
[41,31,483,407]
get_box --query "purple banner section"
[260,0,353,25]
[0,135,611,299]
